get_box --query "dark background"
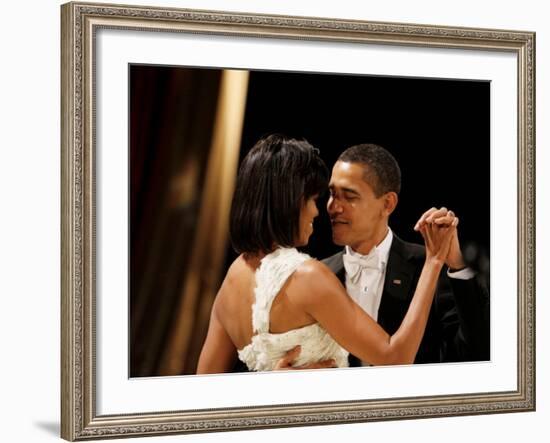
[228,70,490,267]
[131,66,490,376]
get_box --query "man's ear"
[383,192,398,216]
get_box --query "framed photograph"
[61,1,535,440]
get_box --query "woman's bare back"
[215,254,317,351]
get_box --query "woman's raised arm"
[290,221,456,365]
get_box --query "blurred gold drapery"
[130,66,249,376]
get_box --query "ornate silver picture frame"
[61,1,535,440]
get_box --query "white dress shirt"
[343,230,393,322]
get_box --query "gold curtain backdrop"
[130,66,249,376]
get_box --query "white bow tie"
[343,251,382,285]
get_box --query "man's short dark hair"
[230,134,329,254]
[338,144,401,197]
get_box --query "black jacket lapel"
[322,250,346,285]
[377,235,420,335]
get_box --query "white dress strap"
[252,248,310,334]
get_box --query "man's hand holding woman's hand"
[414,207,466,270]
[274,346,337,370]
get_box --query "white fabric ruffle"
[238,248,349,371]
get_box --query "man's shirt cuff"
[447,267,476,280]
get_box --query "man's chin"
[331,233,347,246]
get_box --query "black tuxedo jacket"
[323,235,490,364]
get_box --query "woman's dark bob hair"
[230,134,328,254]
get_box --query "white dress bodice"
[237,248,349,371]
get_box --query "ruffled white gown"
[238,248,349,371]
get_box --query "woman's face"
[296,195,320,246]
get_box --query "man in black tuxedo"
[317,143,489,365]
[239,142,489,372]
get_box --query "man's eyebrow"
[329,185,360,196]
[342,187,360,196]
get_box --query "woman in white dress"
[197,134,457,373]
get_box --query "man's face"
[327,161,389,254]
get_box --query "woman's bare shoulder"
[224,254,257,279]
[295,258,335,279]
[216,256,251,299]
[289,258,343,301]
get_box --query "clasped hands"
[414,207,466,271]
